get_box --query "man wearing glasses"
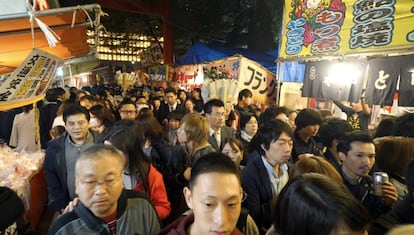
[205,99,235,151]
[48,144,160,235]
[117,99,138,120]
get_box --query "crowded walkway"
[1,84,414,235]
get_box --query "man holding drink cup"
[337,130,398,217]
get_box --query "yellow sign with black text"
[279,0,414,60]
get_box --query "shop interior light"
[56,66,64,77]
[195,69,203,85]
[79,73,89,83]
[326,62,362,87]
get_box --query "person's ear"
[338,151,347,161]
[183,187,193,209]
[75,177,80,196]
[261,144,266,152]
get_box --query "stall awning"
[0,4,102,74]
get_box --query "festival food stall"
[277,0,414,121]
[0,3,104,230]
[0,145,45,230]
[164,55,278,108]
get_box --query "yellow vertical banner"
[279,0,414,60]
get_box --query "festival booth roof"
[0,4,102,75]
[175,42,278,74]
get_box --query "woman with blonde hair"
[164,112,216,224]
[376,137,414,199]
[289,155,343,183]
[176,112,215,180]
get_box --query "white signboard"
[0,49,62,110]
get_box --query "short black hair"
[154,87,163,92]
[79,95,96,102]
[164,88,177,96]
[295,108,323,130]
[393,113,414,138]
[118,98,136,110]
[374,118,395,138]
[239,112,256,130]
[319,118,353,148]
[54,87,66,96]
[96,89,107,99]
[189,152,241,190]
[238,88,252,100]
[63,104,90,123]
[337,130,373,155]
[250,119,293,155]
[167,110,184,121]
[192,88,201,94]
[258,105,289,126]
[45,88,58,102]
[204,99,224,114]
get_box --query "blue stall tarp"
[279,61,305,83]
[175,42,278,74]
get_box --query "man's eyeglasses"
[120,110,137,115]
[80,175,121,190]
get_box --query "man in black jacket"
[158,88,186,126]
[39,88,62,149]
[337,130,398,218]
[291,108,324,162]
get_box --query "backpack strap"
[236,207,249,233]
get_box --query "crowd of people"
[1,83,414,235]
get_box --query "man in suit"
[159,88,186,125]
[204,99,235,151]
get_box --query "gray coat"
[48,189,160,235]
